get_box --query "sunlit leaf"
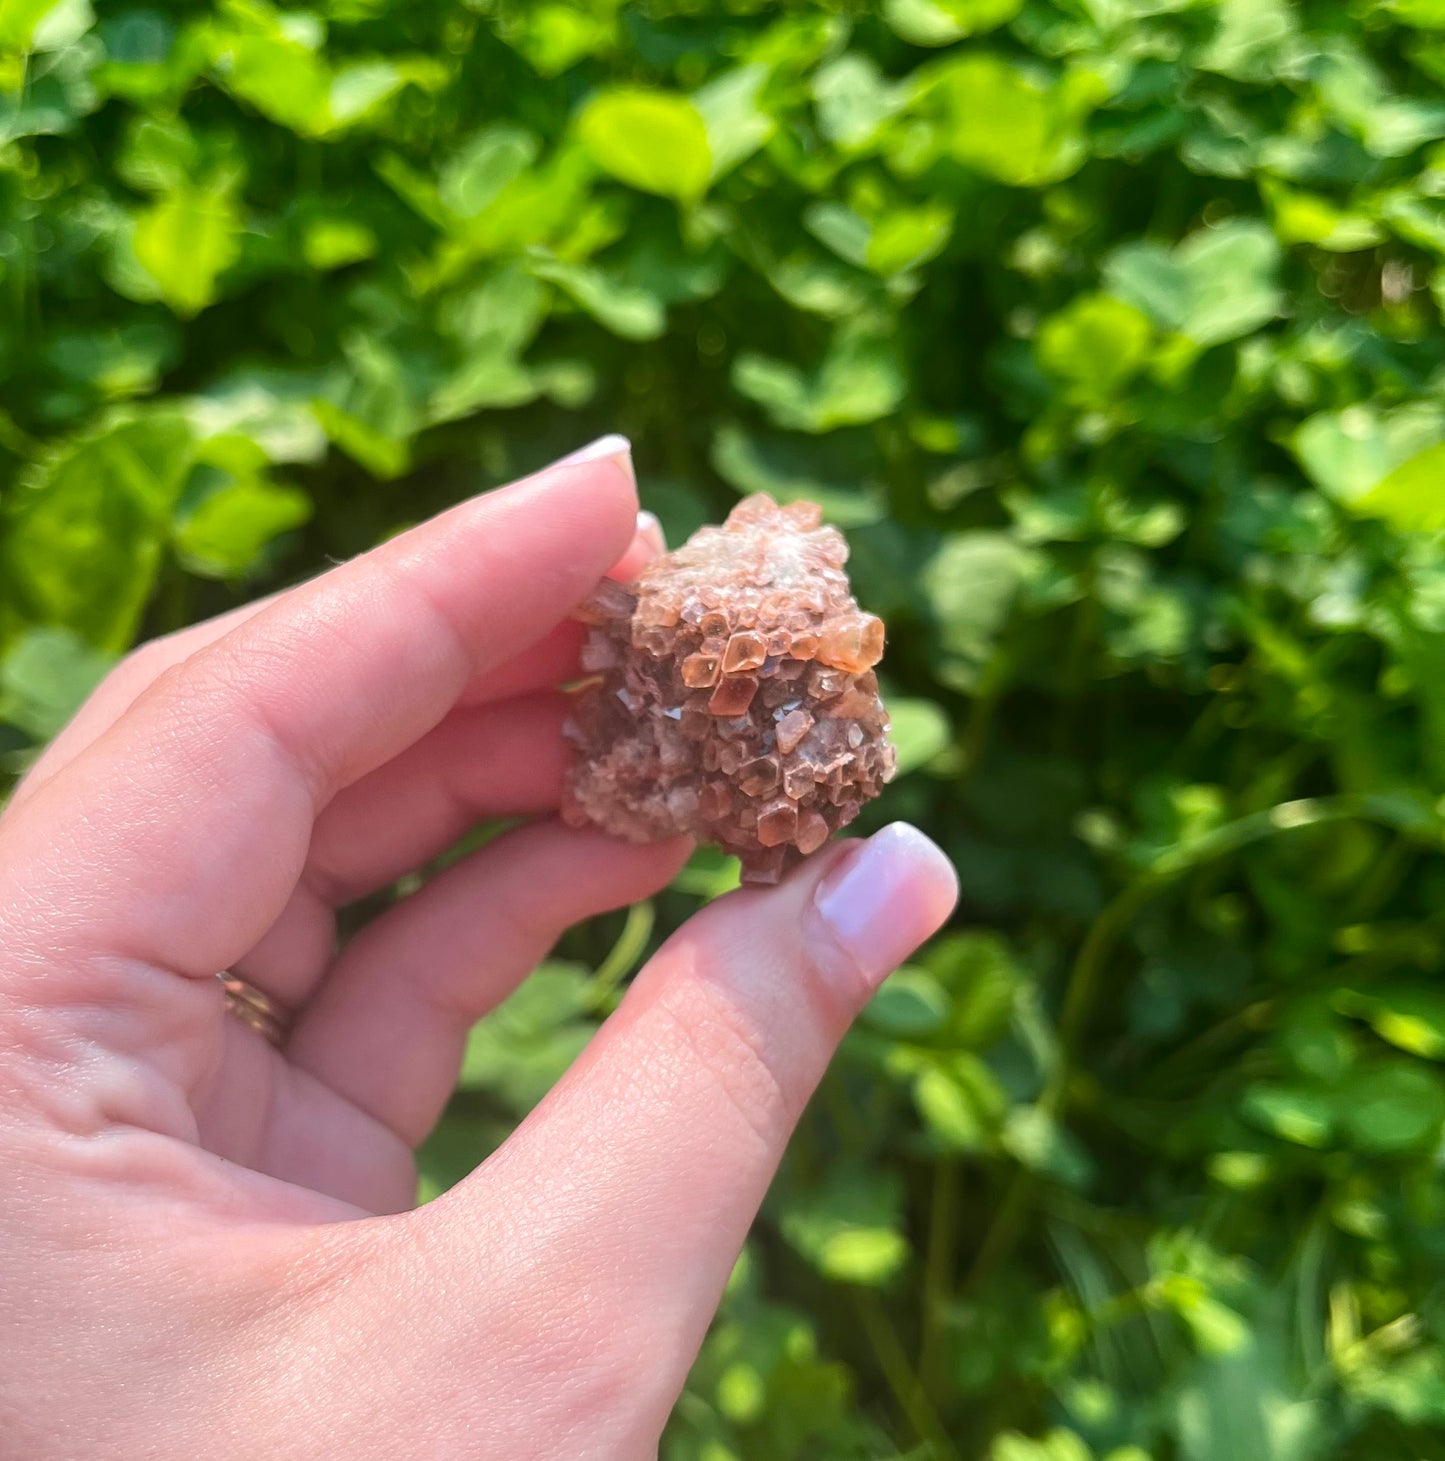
[884,0,1021,47]
[2,411,194,650]
[779,1167,910,1285]
[812,53,902,150]
[1355,443,1445,531]
[131,186,241,317]
[733,326,905,432]
[923,532,1032,691]
[0,626,116,739]
[1292,403,1445,508]
[887,698,951,774]
[905,53,1100,186]
[1002,1106,1094,1188]
[439,123,540,220]
[458,961,596,1114]
[577,88,712,201]
[531,255,666,340]
[1105,220,1282,347]
[1036,294,1153,399]
[1341,1065,1445,1153]
[912,1056,1006,1150]
[694,65,775,180]
[1242,1084,1334,1148]
[710,422,885,526]
[173,473,311,578]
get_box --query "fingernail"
[557,433,632,468]
[636,509,664,550]
[812,823,958,989]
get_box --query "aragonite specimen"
[561,494,897,885]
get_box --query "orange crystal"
[561,494,897,883]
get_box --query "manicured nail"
[812,823,958,989]
[636,509,665,551]
[557,433,632,467]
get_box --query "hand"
[0,440,957,1459]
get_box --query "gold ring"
[216,972,292,1049]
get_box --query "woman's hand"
[0,440,957,1459]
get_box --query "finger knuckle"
[656,980,795,1153]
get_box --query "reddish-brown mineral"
[561,494,897,884]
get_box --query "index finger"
[0,440,638,998]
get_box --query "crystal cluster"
[561,494,897,884]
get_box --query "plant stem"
[1048,874,1164,1106]
[854,1291,960,1461]
[918,1157,959,1399]
[1345,834,1416,924]
[961,1168,1036,1295]
[588,899,654,1009]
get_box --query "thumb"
[402,823,957,1446]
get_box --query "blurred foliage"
[6,0,1445,1455]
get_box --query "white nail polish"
[557,434,632,467]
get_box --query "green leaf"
[925,933,1024,1046]
[0,627,116,740]
[1001,1106,1094,1188]
[2,411,194,650]
[992,1430,1093,1461]
[1177,1295,1252,1357]
[807,200,953,278]
[1196,0,1301,84]
[190,369,329,466]
[779,1166,910,1285]
[1314,46,1445,158]
[1036,294,1153,399]
[1263,180,1385,252]
[732,326,905,432]
[1292,403,1445,508]
[709,422,885,527]
[1335,987,1445,1060]
[173,474,311,578]
[803,203,872,269]
[1355,444,1445,532]
[0,0,81,51]
[327,58,441,132]
[811,53,901,150]
[577,88,712,201]
[131,187,241,318]
[310,399,409,480]
[458,961,597,1114]
[693,65,775,180]
[300,215,376,271]
[1341,1065,1445,1154]
[1104,221,1282,347]
[922,532,1032,691]
[209,21,331,136]
[415,1114,501,1204]
[1241,1083,1334,1147]
[912,1056,1006,1150]
[497,1,614,78]
[530,256,666,341]
[439,123,540,220]
[884,0,1022,47]
[864,966,951,1036]
[887,698,951,774]
[906,53,1098,186]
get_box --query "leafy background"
[6,0,1445,1455]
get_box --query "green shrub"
[6,1,1445,1456]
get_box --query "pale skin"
[0,441,958,1459]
